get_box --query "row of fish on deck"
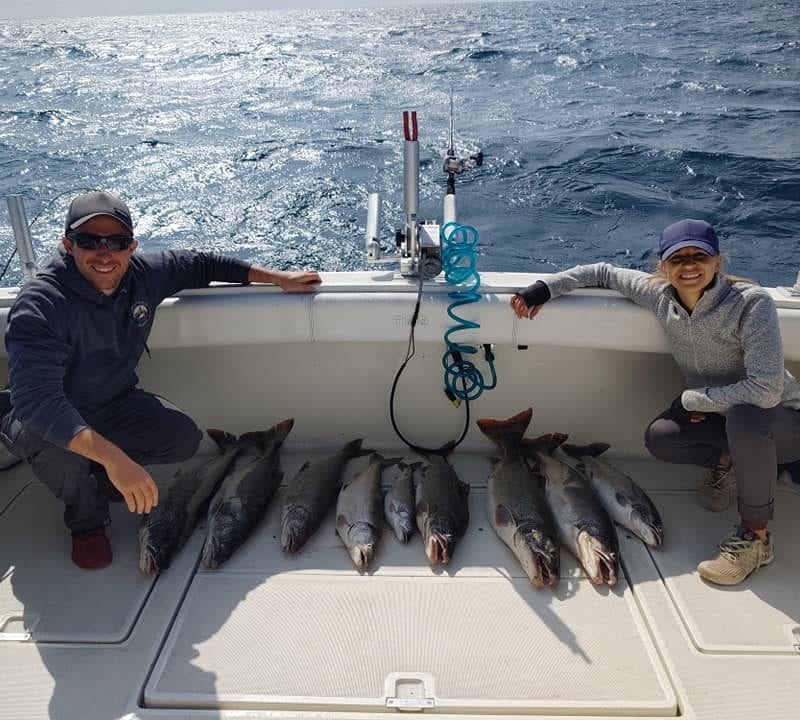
[138,408,663,588]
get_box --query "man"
[1,190,320,570]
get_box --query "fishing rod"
[365,100,490,454]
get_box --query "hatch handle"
[0,613,34,642]
[385,673,436,712]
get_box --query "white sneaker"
[697,526,774,586]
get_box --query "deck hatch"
[144,472,675,716]
[649,488,800,655]
[0,484,156,643]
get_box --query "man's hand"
[276,270,322,293]
[67,427,158,514]
[247,266,321,292]
[105,456,159,514]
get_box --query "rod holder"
[6,195,37,281]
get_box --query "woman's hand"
[511,280,551,319]
[510,294,543,319]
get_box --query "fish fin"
[206,428,237,451]
[561,442,610,458]
[342,438,374,459]
[274,417,295,437]
[494,503,516,527]
[487,456,501,467]
[298,460,311,472]
[475,408,532,448]
[434,440,457,456]
[457,477,471,496]
[368,452,402,468]
[614,491,632,508]
[336,513,349,529]
[205,487,224,522]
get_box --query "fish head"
[280,505,313,553]
[344,523,377,569]
[202,509,244,568]
[629,502,664,548]
[138,505,183,574]
[575,525,619,585]
[385,495,415,543]
[388,512,415,543]
[514,525,560,588]
[419,511,458,565]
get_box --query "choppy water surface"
[0,0,798,286]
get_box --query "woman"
[511,218,800,586]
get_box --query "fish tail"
[341,438,374,459]
[561,442,611,459]
[239,418,295,451]
[521,432,568,456]
[476,408,533,448]
[206,428,238,451]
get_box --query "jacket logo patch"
[131,302,151,326]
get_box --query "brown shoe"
[71,528,112,569]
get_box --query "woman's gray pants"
[0,388,202,534]
[644,403,800,529]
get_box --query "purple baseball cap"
[659,219,719,260]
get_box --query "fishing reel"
[365,109,481,279]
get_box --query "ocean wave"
[0,0,798,286]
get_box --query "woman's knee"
[644,418,679,460]
[726,404,770,439]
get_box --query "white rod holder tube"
[6,195,37,281]
[365,192,381,260]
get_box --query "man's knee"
[162,419,202,462]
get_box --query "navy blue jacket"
[5,247,250,448]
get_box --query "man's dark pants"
[0,388,202,533]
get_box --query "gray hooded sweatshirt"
[540,263,800,414]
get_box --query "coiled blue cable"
[440,221,497,401]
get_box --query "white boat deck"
[2,450,798,720]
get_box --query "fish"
[201,418,294,569]
[336,453,401,569]
[281,438,373,553]
[559,442,664,548]
[414,450,470,565]
[384,461,421,542]
[524,433,619,586]
[476,408,560,588]
[138,429,241,574]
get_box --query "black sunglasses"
[67,231,135,251]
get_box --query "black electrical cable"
[388,263,470,455]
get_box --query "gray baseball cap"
[64,191,133,234]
